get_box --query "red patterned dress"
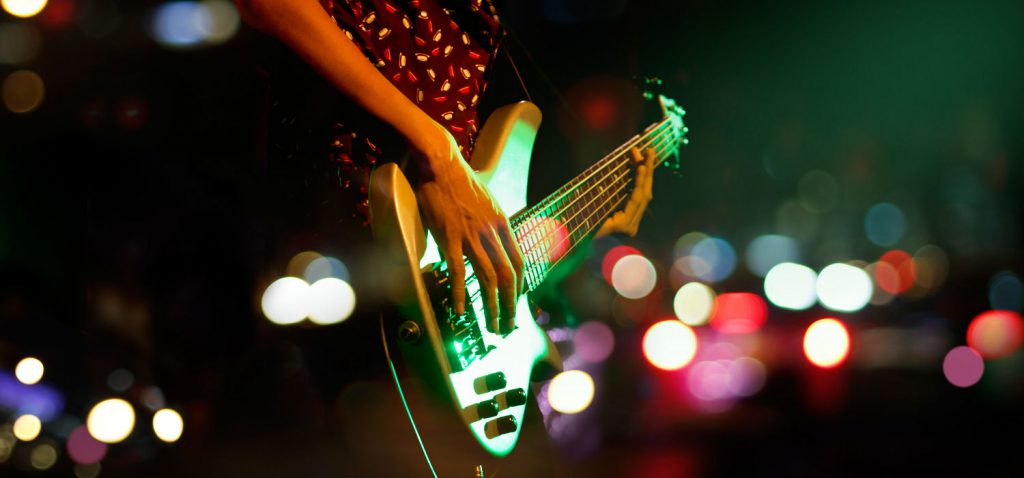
[318,0,504,222]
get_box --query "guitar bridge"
[424,263,491,372]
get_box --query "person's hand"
[412,123,524,334]
[596,147,655,238]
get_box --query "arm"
[236,0,524,332]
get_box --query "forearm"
[237,0,440,154]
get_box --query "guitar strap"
[498,24,583,126]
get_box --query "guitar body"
[366,94,687,471]
[368,102,561,465]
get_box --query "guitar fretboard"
[510,118,680,292]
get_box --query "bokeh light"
[689,236,737,283]
[304,255,350,283]
[912,245,948,291]
[572,321,615,363]
[307,277,356,325]
[601,245,640,284]
[107,368,133,392]
[1,0,47,18]
[672,282,715,326]
[686,360,731,402]
[709,293,767,335]
[74,463,102,478]
[152,408,184,443]
[2,69,45,113]
[876,250,916,294]
[726,357,767,397]
[797,170,840,212]
[816,263,872,312]
[775,200,818,241]
[611,254,657,299]
[864,202,907,246]
[67,426,107,464]
[547,370,595,414]
[942,346,984,388]
[643,320,698,370]
[15,356,44,385]
[988,272,1023,311]
[0,23,42,64]
[197,0,240,44]
[803,318,850,368]
[966,310,1023,359]
[745,234,799,277]
[150,1,240,49]
[150,1,209,48]
[673,232,709,260]
[261,277,311,325]
[86,398,135,444]
[29,442,57,470]
[763,262,817,310]
[13,414,42,441]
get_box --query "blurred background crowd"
[1,0,1022,476]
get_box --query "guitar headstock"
[656,94,688,172]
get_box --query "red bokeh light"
[967,310,1024,359]
[580,95,618,131]
[40,0,76,29]
[602,245,641,284]
[877,250,916,294]
[536,217,569,263]
[709,293,767,334]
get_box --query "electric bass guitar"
[369,94,687,463]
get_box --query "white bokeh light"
[152,409,184,443]
[15,356,44,385]
[611,255,657,299]
[87,398,136,444]
[1,0,47,18]
[764,262,817,310]
[816,263,872,312]
[803,318,851,368]
[673,282,716,326]
[547,370,595,414]
[307,278,356,325]
[261,277,311,325]
[642,320,698,371]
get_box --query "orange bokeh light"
[876,250,916,294]
[967,310,1024,359]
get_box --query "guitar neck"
[510,117,681,292]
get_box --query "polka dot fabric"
[318,0,503,222]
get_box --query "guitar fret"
[509,117,677,293]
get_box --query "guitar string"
[518,133,678,288]
[508,118,670,233]
[459,134,679,309]
[512,126,679,274]
[458,137,677,319]
[460,127,679,298]
[509,119,673,238]
[451,120,677,289]
[520,135,678,287]
[457,124,678,291]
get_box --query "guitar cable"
[380,314,440,478]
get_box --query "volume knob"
[484,415,517,439]
[473,371,506,394]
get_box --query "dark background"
[1,0,1023,476]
